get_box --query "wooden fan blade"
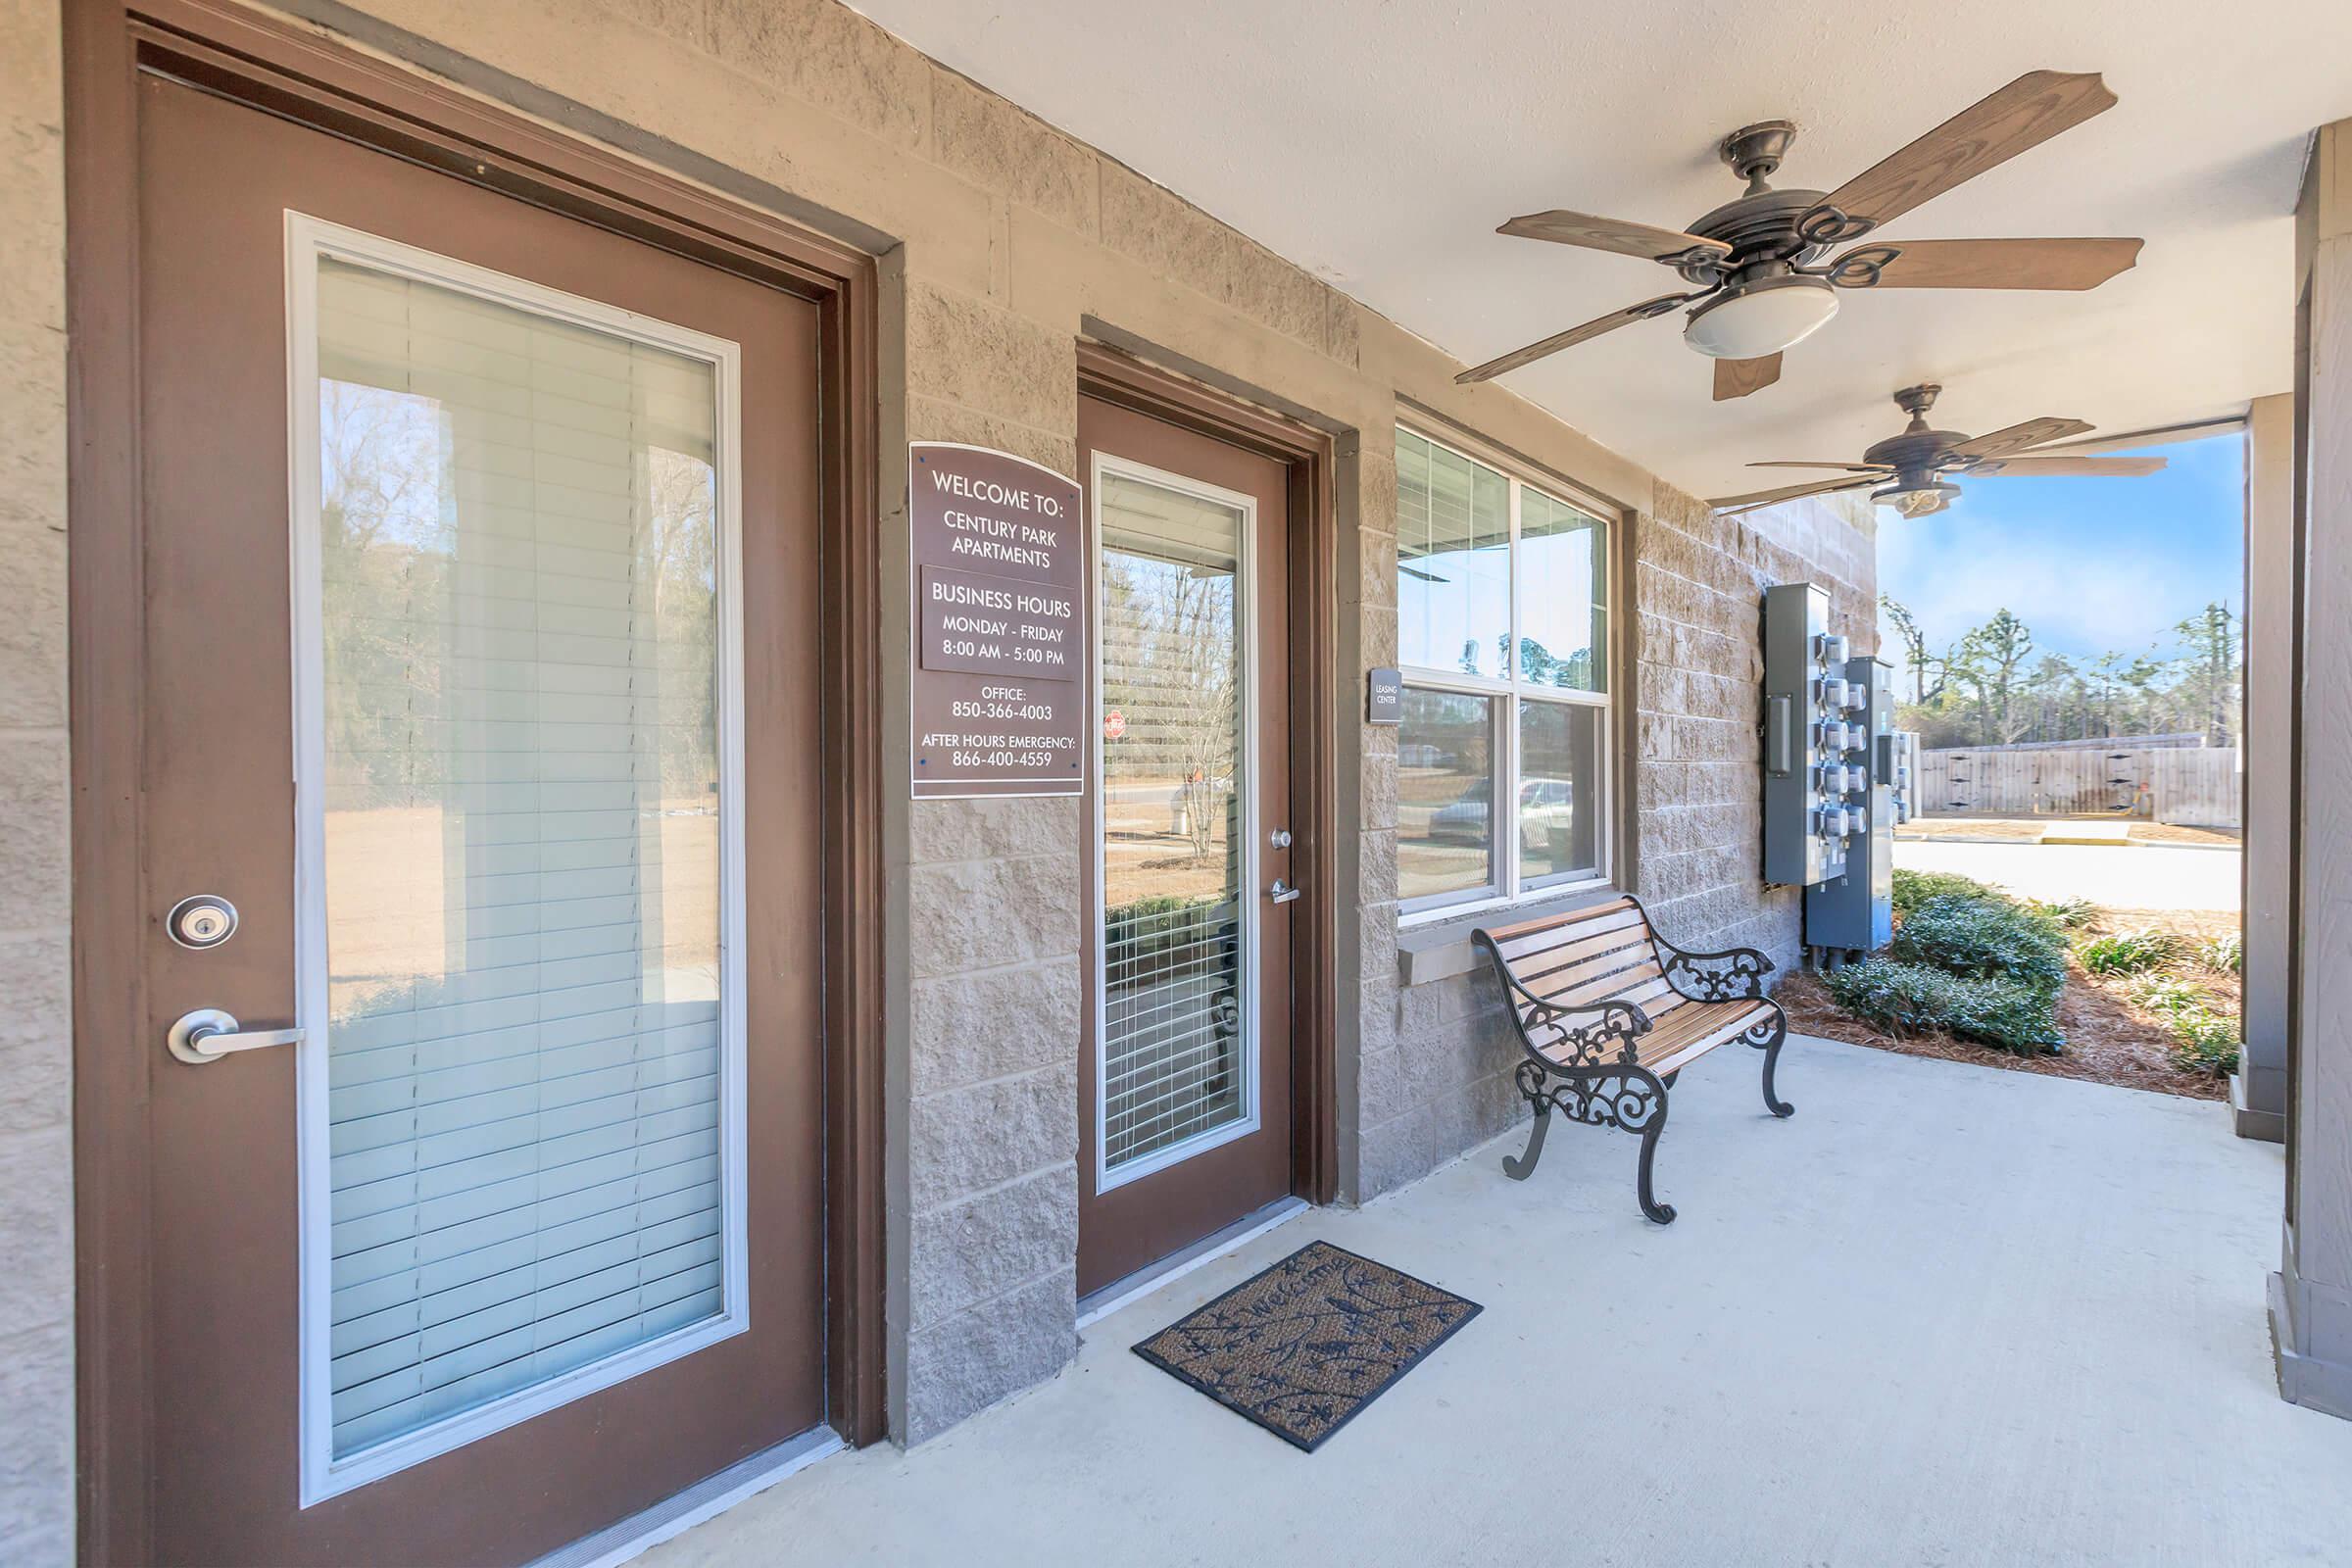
[1821,71,2118,230]
[1713,354,1783,402]
[2035,416,2241,455]
[1948,416,2096,461]
[1745,461,1896,472]
[1497,210,1733,263]
[1971,455,2169,477]
[1856,237,2141,290]
[1455,294,1690,384]
[1709,475,1877,514]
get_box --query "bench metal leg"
[1502,1104,1551,1181]
[1746,1005,1795,1119]
[1636,1089,1676,1225]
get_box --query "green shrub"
[2027,895,2099,930]
[2124,974,2206,1014]
[2076,927,2181,975]
[1890,894,2069,997]
[1104,894,1228,971]
[2194,932,2244,975]
[1891,867,1998,916]
[1823,958,2065,1056]
[2164,1006,2240,1078]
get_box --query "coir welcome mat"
[1132,1239,1482,1451]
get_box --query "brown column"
[2273,116,2352,1419]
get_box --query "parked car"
[1429,777,1574,847]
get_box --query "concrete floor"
[643,1037,2347,1568]
[1898,838,2243,911]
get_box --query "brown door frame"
[63,4,887,1560]
[1073,342,1341,1209]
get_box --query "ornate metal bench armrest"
[1470,930,1653,1067]
[1516,994,1654,1070]
[1655,940,1775,1003]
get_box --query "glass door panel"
[1096,468,1253,1177]
[305,248,740,1474]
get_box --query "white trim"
[1089,451,1263,1196]
[1395,421,1616,922]
[286,214,752,1504]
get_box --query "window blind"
[1097,472,1249,1169]
[313,259,729,1459]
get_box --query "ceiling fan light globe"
[1879,478,1963,516]
[1682,277,1839,360]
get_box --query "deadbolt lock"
[1269,828,1294,850]
[167,895,239,951]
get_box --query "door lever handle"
[169,1007,307,1065]
[1268,878,1302,906]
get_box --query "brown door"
[128,76,824,1565]
[1077,395,1297,1296]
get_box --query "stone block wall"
[1354,483,1876,1200]
[4,0,1888,1492]
[0,0,73,1556]
[1635,483,1878,966]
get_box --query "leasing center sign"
[909,443,1086,798]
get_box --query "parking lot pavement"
[1895,838,2241,911]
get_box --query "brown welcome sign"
[909,443,1087,798]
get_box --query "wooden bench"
[1471,895,1793,1224]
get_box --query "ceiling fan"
[1708,384,2169,516]
[1455,72,2142,402]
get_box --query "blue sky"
[1874,429,2244,680]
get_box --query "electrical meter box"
[1806,656,1897,956]
[1890,730,1921,825]
[1761,583,1859,888]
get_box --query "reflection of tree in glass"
[639,446,719,805]
[1101,550,1237,863]
[319,381,448,806]
[1494,634,1595,691]
[318,378,721,812]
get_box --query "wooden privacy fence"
[1917,746,2241,828]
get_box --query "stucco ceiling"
[847,0,2351,502]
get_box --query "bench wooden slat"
[1508,918,1651,983]
[1477,897,1773,1078]
[1490,900,1643,959]
[1482,894,1637,941]
[1531,997,1772,1074]
[1524,930,1674,1005]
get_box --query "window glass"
[1396,429,1509,677]
[1396,689,1495,902]
[1518,700,1602,884]
[315,258,729,1459]
[1519,487,1607,693]
[1393,426,1615,915]
[1095,471,1250,1170]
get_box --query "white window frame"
[1396,425,1614,925]
[285,213,750,1503]
[1088,451,1263,1193]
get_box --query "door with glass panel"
[128,79,823,1566]
[1077,396,1296,1297]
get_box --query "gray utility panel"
[1761,583,1855,887]
[1806,655,1896,957]
[1761,583,1893,959]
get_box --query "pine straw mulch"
[1777,904,2239,1102]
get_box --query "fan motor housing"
[1678,188,1830,284]
[1861,428,1965,471]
